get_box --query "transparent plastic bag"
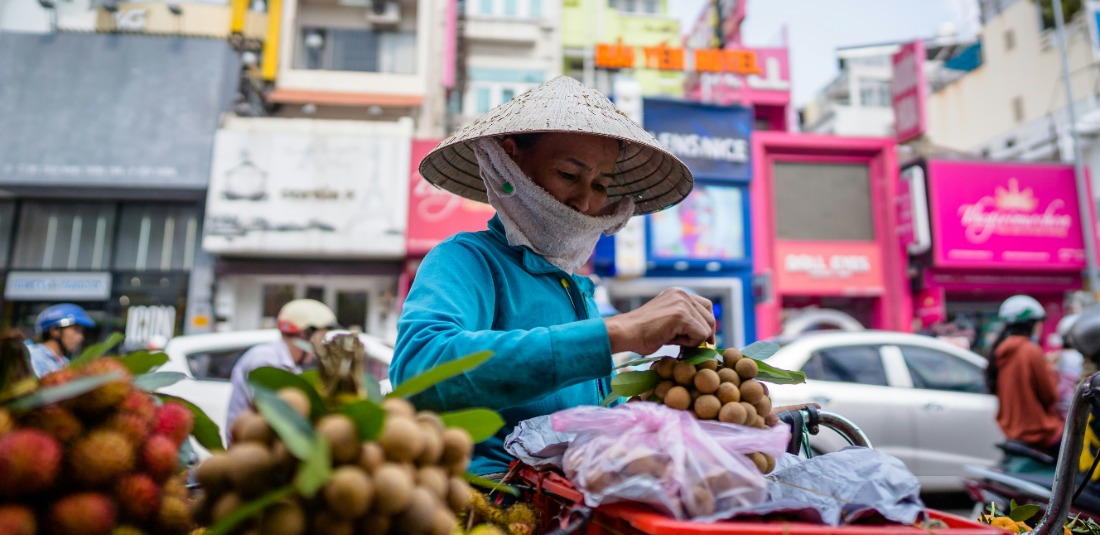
[552,402,790,521]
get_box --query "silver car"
[764,331,1002,492]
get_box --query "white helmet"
[998,295,1046,324]
[277,299,338,335]
[1057,313,1081,338]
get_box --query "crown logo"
[994,178,1038,211]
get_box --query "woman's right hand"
[603,287,716,355]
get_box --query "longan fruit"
[753,396,772,419]
[664,386,691,410]
[430,508,458,535]
[271,439,296,475]
[236,413,274,445]
[693,395,721,420]
[693,368,720,394]
[750,452,768,473]
[717,368,740,386]
[382,397,416,418]
[417,466,450,501]
[358,442,385,474]
[447,477,472,513]
[393,487,438,534]
[416,412,446,434]
[212,492,242,522]
[763,453,776,474]
[739,402,757,421]
[227,442,273,497]
[441,428,473,465]
[697,358,719,371]
[416,422,444,466]
[690,389,701,402]
[276,388,311,419]
[653,380,675,400]
[360,514,391,535]
[722,347,743,368]
[735,358,759,380]
[740,379,765,404]
[715,382,740,404]
[379,416,425,463]
[718,402,748,425]
[372,464,414,515]
[323,466,374,519]
[316,414,362,464]
[653,358,675,379]
[195,452,234,494]
[261,500,306,535]
[672,361,697,386]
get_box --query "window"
[1012,96,1025,123]
[262,284,296,328]
[479,0,492,14]
[900,346,987,394]
[530,0,541,17]
[503,0,516,16]
[1004,29,1016,51]
[295,27,416,74]
[476,87,492,113]
[187,348,250,381]
[113,204,201,271]
[802,345,888,386]
[858,80,891,108]
[12,202,115,270]
[1039,0,1082,31]
[773,162,875,241]
[642,0,658,13]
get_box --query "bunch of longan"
[636,348,776,473]
[193,391,474,535]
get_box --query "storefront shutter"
[113,204,201,271]
[11,202,116,270]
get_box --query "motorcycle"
[962,373,1100,530]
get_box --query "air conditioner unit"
[364,1,400,25]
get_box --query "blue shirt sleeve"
[392,239,613,412]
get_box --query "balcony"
[463,16,547,44]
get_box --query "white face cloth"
[473,137,635,274]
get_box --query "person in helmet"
[26,303,96,378]
[1068,307,1100,482]
[987,295,1063,455]
[1049,313,1084,419]
[225,299,339,434]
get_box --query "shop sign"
[642,99,751,180]
[406,139,494,256]
[125,305,176,349]
[891,40,927,143]
[927,160,1086,270]
[914,287,946,329]
[774,241,884,296]
[4,271,112,301]
[924,269,1082,293]
[596,38,761,74]
[203,120,410,258]
[897,165,931,255]
[683,47,791,105]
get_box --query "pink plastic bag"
[551,402,790,521]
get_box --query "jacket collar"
[487,215,595,291]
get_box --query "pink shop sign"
[928,160,1086,270]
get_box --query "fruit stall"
[0,328,1079,535]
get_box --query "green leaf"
[610,370,660,398]
[1009,503,1041,523]
[600,392,618,407]
[156,394,225,452]
[248,367,326,421]
[682,347,720,365]
[753,358,807,385]
[388,350,493,399]
[120,350,169,375]
[252,385,316,459]
[5,372,124,411]
[294,433,332,498]
[463,473,520,497]
[740,341,780,360]
[204,484,296,535]
[440,408,505,443]
[71,332,125,366]
[133,371,187,392]
[339,399,386,442]
[363,371,383,403]
[612,355,666,370]
[299,369,320,387]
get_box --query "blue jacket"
[391,215,613,475]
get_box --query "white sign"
[203,121,411,257]
[652,132,748,162]
[125,305,176,349]
[114,9,148,31]
[4,271,112,300]
[783,254,871,277]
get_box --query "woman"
[391,77,716,477]
[987,294,1064,455]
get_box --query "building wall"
[0,0,97,33]
[926,0,1095,152]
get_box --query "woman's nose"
[568,186,594,214]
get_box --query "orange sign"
[774,241,884,296]
[595,38,762,75]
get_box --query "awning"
[0,32,240,192]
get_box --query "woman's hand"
[604,288,716,355]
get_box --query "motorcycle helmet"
[998,295,1046,324]
[276,299,338,335]
[1069,307,1100,358]
[35,304,95,338]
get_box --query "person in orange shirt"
[986,295,1064,456]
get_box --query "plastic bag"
[552,402,790,521]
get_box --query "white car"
[763,331,1003,492]
[155,329,393,457]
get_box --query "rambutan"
[142,434,180,482]
[120,390,156,424]
[153,402,193,446]
[0,504,36,535]
[22,404,83,443]
[157,496,192,535]
[104,412,152,447]
[39,367,77,388]
[0,429,61,497]
[69,430,135,487]
[0,408,13,437]
[73,358,133,414]
[114,473,161,521]
[48,492,116,535]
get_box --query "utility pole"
[1052,0,1100,301]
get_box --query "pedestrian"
[987,294,1064,456]
[390,76,719,479]
[26,303,95,378]
[225,298,338,434]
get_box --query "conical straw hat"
[419,76,693,215]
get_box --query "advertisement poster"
[927,160,1086,270]
[650,185,745,261]
[891,40,926,143]
[643,98,752,180]
[406,139,494,256]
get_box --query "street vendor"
[391,76,715,478]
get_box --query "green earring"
[502,181,514,194]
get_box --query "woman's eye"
[593,183,608,193]
[559,171,578,181]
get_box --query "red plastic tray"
[517,466,1006,534]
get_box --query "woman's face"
[502,133,621,217]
